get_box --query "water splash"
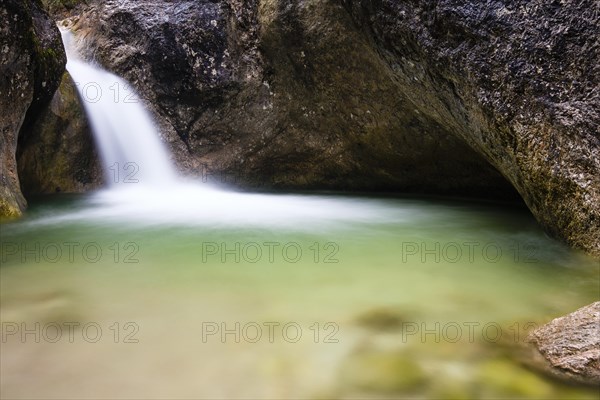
[60,28,177,186]
[57,27,408,228]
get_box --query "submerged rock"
[0,0,66,219]
[527,301,600,386]
[476,358,554,398]
[17,72,103,194]
[354,307,406,331]
[339,349,426,393]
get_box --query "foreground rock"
[17,72,102,194]
[343,0,600,255]
[0,0,65,219]
[527,302,600,385]
[68,0,517,199]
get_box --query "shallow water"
[1,188,598,399]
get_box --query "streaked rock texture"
[67,0,517,199]
[0,0,65,219]
[343,0,600,255]
[17,72,102,194]
[528,302,600,385]
[5,0,598,257]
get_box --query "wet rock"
[0,0,66,219]
[527,301,600,386]
[343,0,600,256]
[27,0,599,256]
[41,0,89,19]
[68,0,517,200]
[17,72,102,195]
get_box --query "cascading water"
[60,28,176,186]
[54,26,396,228]
[3,26,599,400]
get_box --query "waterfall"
[53,26,395,228]
[60,28,177,186]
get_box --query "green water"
[1,192,598,399]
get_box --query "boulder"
[342,0,600,255]
[527,301,600,385]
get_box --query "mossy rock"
[354,307,406,331]
[0,199,22,221]
[17,71,102,194]
[339,349,426,393]
[476,359,554,398]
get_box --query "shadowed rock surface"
[2,0,598,258]
[343,0,600,255]
[17,72,103,195]
[527,302,600,385]
[0,0,66,219]
[67,0,517,198]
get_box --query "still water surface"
[1,189,598,399]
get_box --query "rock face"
[5,0,597,256]
[41,0,87,18]
[17,72,102,195]
[0,0,66,219]
[527,302,600,385]
[342,0,600,255]
[68,0,517,198]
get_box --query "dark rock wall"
[42,0,89,18]
[17,72,102,195]
[0,0,66,219]
[343,0,600,255]
[69,0,516,197]
[2,0,598,257]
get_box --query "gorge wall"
[17,71,102,195]
[68,0,515,198]
[0,0,66,218]
[1,0,598,256]
[342,0,600,256]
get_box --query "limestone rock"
[528,302,600,385]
